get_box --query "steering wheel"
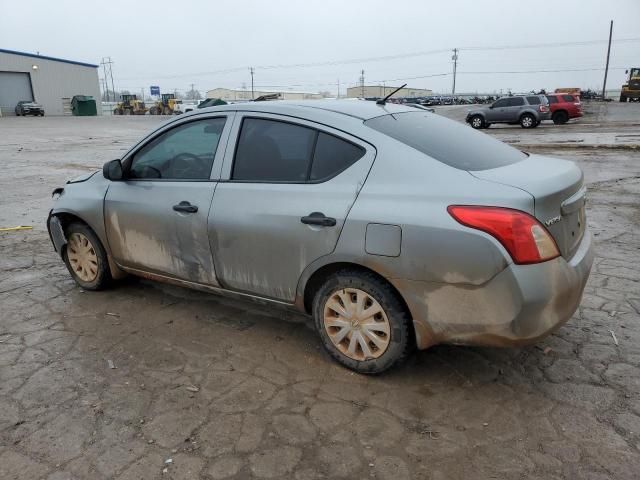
[171,152,201,178]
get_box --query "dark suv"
[466,95,550,129]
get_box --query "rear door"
[104,114,233,285]
[507,97,525,122]
[209,113,375,301]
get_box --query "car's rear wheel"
[469,115,484,129]
[520,113,535,128]
[63,223,111,290]
[552,111,569,125]
[312,270,412,374]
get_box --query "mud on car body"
[48,100,593,373]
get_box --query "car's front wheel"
[312,270,412,374]
[469,115,484,129]
[63,223,111,290]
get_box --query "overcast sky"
[2,0,639,96]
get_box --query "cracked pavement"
[1,112,640,479]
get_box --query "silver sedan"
[47,100,593,373]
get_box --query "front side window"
[232,118,365,182]
[129,117,226,180]
[492,98,509,108]
[546,95,559,104]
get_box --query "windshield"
[365,112,527,171]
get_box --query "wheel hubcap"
[472,118,481,127]
[323,288,391,361]
[67,233,98,282]
[523,117,532,127]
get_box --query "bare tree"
[184,88,202,100]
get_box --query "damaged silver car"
[47,100,593,373]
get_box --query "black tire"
[312,269,413,374]
[619,95,627,103]
[62,223,111,290]
[484,123,491,128]
[469,115,484,129]
[552,111,569,125]
[520,113,535,128]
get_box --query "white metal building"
[0,49,101,116]
[347,85,433,99]
[206,87,324,101]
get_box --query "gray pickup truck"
[466,95,550,129]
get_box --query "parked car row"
[465,93,582,129]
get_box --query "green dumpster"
[71,95,97,116]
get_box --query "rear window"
[526,96,541,105]
[365,112,527,171]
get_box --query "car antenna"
[376,83,407,105]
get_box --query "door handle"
[301,212,336,227]
[173,201,198,213]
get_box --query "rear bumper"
[393,228,594,350]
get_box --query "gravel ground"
[0,113,639,479]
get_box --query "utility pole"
[249,67,255,100]
[360,69,365,98]
[602,20,613,100]
[452,48,459,96]
[100,76,108,102]
[102,57,116,101]
[100,58,111,101]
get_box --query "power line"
[119,36,640,82]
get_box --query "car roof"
[195,99,418,121]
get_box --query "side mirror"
[103,159,123,181]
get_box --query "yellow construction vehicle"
[620,68,640,102]
[149,93,179,115]
[113,94,148,115]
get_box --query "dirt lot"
[1,109,639,479]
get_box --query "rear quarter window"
[365,112,527,171]
[562,95,575,102]
[526,96,541,105]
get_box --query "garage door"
[0,72,33,114]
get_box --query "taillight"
[447,206,560,265]
[539,105,549,113]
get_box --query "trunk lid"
[470,154,586,259]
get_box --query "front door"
[105,116,229,285]
[209,114,375,301]
[486,97,510,122]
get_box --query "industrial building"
[0,49,101,116]
[347,85,433,99]
[206,87,324,101]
